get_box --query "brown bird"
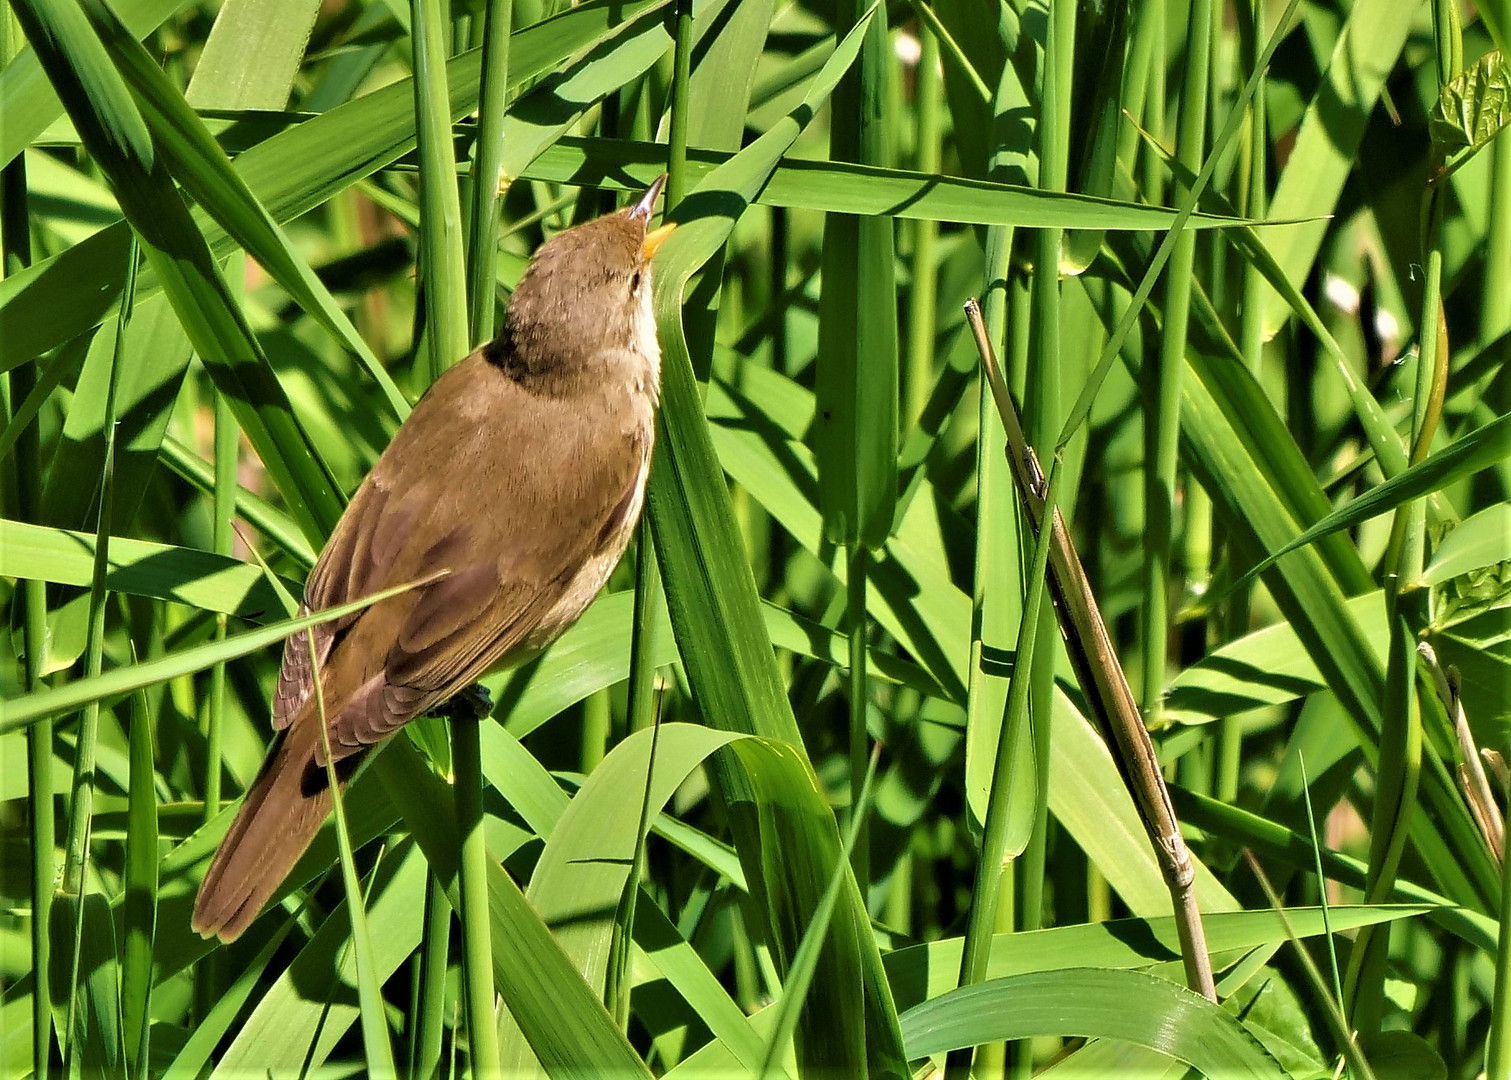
[193,179,676,941]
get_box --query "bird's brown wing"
[271,477,389,731]
[271,356,642,758]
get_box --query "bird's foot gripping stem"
[433,683,494,721]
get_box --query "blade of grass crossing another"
[0,576,445,735]
[7,0,344,543]
[758,745,881,1079]
[57,240,132,1077]
[306,627,399,1076]
[2,13,56,1068]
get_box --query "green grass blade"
[8,0,345,542]
[120,685,156,1080]
[0,575,439,735]
[901,968,1286,1077]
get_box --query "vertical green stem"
[1139,0,1166,208]
[60,241,131,1069]
[1141,0,1212,731]
[121,686,156,1080]
[1482,77,1511,498]
[818,0,896,918]
[2,58,54,1075]
[665,0,692,208]
[1218,0,1268,805]
[413,872,451,1080]
[905,28,942,427]
[947,455,1066,1080]
[846,544,871,891]
[465,0,514,348]
[1019,0,1075,937]
[206,343,239,826]
[412,0,468,378]
[453,717,501,1077]
[1488,797,1511,1077]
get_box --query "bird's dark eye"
[630,270,643,292]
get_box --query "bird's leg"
[432,683,494,721]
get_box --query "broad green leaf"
[513,725,758,1072]
[898,968,1286,1077]
[1166,593,1388,725]
[1422,503,1511,586]
[211,842,428,1077]
[1430,49,1511,156]
[1236,412,1511,590]
[885,904,1435,1011]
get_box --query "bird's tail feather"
[191,724,333,942]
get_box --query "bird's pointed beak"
[643,223,676,259]
[631,174,674,258]
[628,174,668,224]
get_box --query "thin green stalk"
[121,683,156,1080]
[665,0,692,207]
[1484,108,1511,349]
[464,0,514,347]
[817,1,897,914]
[1488,794,1511,1076]
[204,392,235,820]
[195,357,238,1026]
[1482,67,1511,497]
[412,0,468,378]
[847,544,871,891]
[413,873,451,1080]
[610,703,663,1028]
[1018,0,1075,956]
[945,457,1065,1080]
[453,716,501,1077]
[1142,0,1212,733]
[904,27,942,427]
[307,629,400,1077]
[1,63,55,1076]
[1297,754,1346,1027]
[1217,0,1268,806]
[1139,0,1166,208]
[61,240,132,1073]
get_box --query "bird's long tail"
[192,721,336,942]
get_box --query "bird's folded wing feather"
[271,365,642,756]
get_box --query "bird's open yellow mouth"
[643,223,677,259]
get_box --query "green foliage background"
[2,0,1509,1076]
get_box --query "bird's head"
[494,176,676,389]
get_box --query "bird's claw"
[434,683,494,721]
